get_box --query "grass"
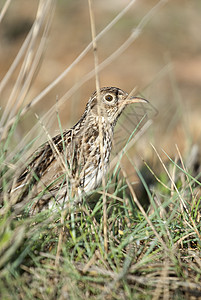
[0,120,200,299]
[0,0,201,299]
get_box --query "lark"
[11,87,148,213]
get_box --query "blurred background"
[0,0,201,171]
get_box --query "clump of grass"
[1,116,201,299]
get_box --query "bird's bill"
[124,96,149,105]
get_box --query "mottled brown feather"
[11,87,148,213]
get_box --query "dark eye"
[104,94,114,102]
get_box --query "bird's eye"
[104,94,114,102]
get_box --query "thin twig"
[0,0,11,23]
[88,0,108,254]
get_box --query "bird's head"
[85,87,148,126]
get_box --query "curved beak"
[125,96,149,105]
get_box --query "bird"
[10,87,148,214]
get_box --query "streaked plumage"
[11,87,148,213]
